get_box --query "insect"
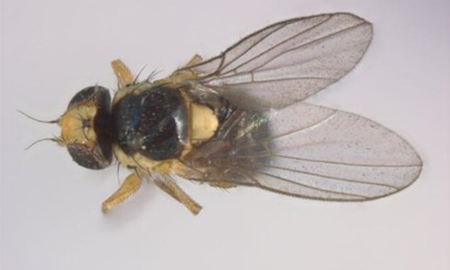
[31,13,422,215]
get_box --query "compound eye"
[67,143,111,170]
[61,86,113,170]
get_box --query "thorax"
[111,82,233,171]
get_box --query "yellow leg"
[156,173,202,215]
[111,55,202,90]
[184,54,203,67]
[152,54,203,87]
[154,179,182,203]
[102,172,142,213]
[111,59,135,88]
[208,181,237,189]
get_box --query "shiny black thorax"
[112,85,188,161]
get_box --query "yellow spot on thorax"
[190,103,219,141]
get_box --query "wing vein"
[209,19,367,83]
[238,166,368,199]
[212,112,336,158]
[218,24,288,74]
[257,164,400,190]
[217,15,334,78]
[247,21,368,74]
[211,76,336,87]
[214,153,421,168]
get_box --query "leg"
[184,54,203,67]
[111,55,202,89]
[154,179,182,203]
[102,172,142,213]
[208,181,237,189]
[111,59,134,88]
[153,54,204,86]
[158,173,202,215]
[151,162,202,215]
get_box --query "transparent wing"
[181,103,422,201]
[181,13,373,110]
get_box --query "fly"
[27,13,422,215]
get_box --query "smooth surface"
[1,1,450,270]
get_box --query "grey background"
[2,0,449,269]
